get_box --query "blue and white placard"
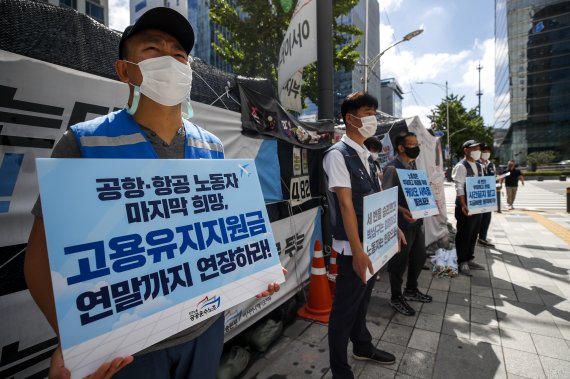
[362,186,399,281]
[36,158,285,379]
[396,169,440,219]
[466,176,498,215]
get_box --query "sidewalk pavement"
[240,209,570,379]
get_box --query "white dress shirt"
[452,159,480,197]
[323,135,372,256]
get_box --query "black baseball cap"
[462,140,481,149]
[118,7,195,59]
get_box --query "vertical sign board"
[36,158,285,379]
[396,169,440,219]
[465,176,498,215]
[362,187,399,281]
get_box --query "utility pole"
[363,0,369,92]
[476,62,483,116]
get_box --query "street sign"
[434,131,444,137]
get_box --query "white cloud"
[109,0,130,31]
[421,6,445,19]
[459,38,495,97]
[402,104,433,129]
[378,0,403,12]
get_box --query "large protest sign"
[36,158,285,378]
[396,169,439,219]
[466,176,497,215]
[362,187,399,281]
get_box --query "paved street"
[239,181,570,379]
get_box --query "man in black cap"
[451,140,486,276]
[25,7,281,379]
[477,143,496,246]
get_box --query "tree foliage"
[526,150,559,164]
[209,0,362,105]
[427,94,493,162]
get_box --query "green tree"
[209,0,362,105]
[427,94,493,162]
[527,150,559,165]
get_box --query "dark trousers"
[114,315,225,379]
[455,207,482,264]
[328,255,377,379]
[479,211,492,241]
[387,224,425,300]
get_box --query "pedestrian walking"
[500,160,525,210]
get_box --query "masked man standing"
[24,8,281,379]
[478,144,496,246]
[382,131,432,316]
[452,140,486,276]
[324,92,403,379]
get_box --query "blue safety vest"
[71,109,224,159]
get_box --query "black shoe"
[404,289,433,303]
[478,238,495,247]
[353,347,396,365]
[390,296,415,316]
[468,260,486,270]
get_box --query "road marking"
[526,212,570,244]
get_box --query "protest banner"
[396,169,440,219]
[36,158,285,378]
[466,176,498,215]
[362,186,399,281]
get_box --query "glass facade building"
[333,0,381,121]
[380,78,403,117]
[495,0,570,163]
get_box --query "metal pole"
[317,0,333,120]
[446,81,450,168]
[363,0,369,92]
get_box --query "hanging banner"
[396,169,439,219]
[362,187,399,281]
[379,132,395,168]
[279,69,303,113]
[239,84,333,149]
[277,0,317,91]
[224,207,321,340]
[36,158,285,379]
[465,176,498,215]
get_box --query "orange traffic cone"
[298,240,332,323]
[327,248,339,299]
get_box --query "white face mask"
[470,150,482,161]
[370,152,379,161]
[481,152,491,161]
[127,56,193,106]
[350,115,377,138]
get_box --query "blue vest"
[71,109,224,159]
[324,141,381,241]
[455,159,483,206]
[385,158,423,230]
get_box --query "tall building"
[495,0,570,164]
[380,78,403,117]
[333,0,381,121]
[44,0,108,26]
[130,0,187,24]
[187,0,234,72]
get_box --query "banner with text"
[277,0,317,91]
[363,187,399,281]
[466,176,497,215]
[396,169,439,219]
[36,158,285,379]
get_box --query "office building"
[495,0,570,163]
[45,0,108,26]
[380,78,403,117]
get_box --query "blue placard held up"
[362,186,399,281]
[465,176,498,215]
[396,169,440,219]
[36,158,285,379]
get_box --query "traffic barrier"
[297,240,332,323]
[327,248,339,298]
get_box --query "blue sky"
[109,0,496,128]
[379,0,495,128]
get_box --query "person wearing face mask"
[381,132,432,316]
[477,144,496,246]
[363,136,383,184]
[499,160,525,210]
[324,92,404,378]
[452,140,486,276]
[24,8,281,379]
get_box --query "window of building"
[59,0,77,9]
[86,1,105,24]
